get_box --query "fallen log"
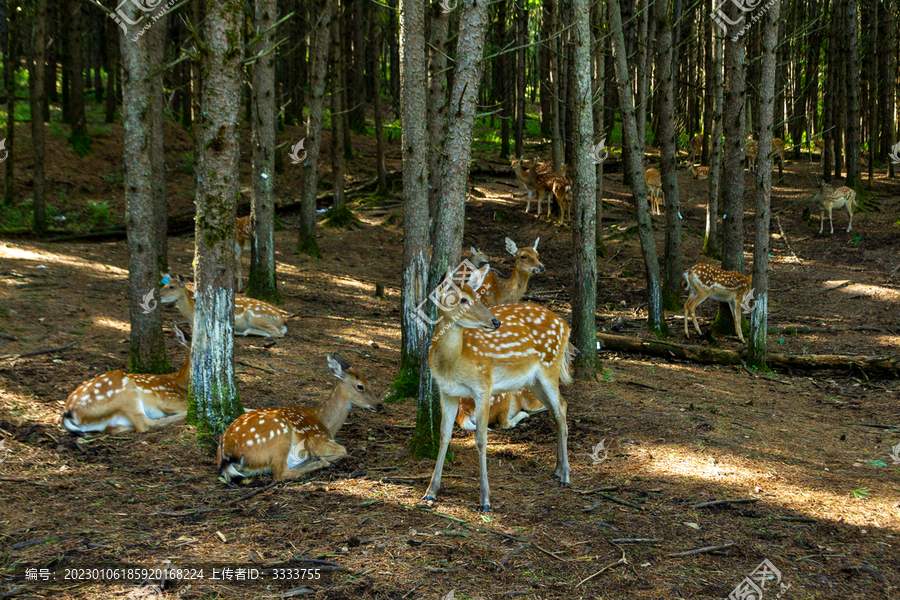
[596,332,900,378]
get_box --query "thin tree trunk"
[704,26,723,259]
[31,0,47,237]
[426,5,449,220]
[412,0,490,457]
[635,0,650,153]
[550,2,563,172]
[120,0,169,374]
[296,0,333,257]
[656,0,681,312]
[721,5,745,275]
[701,0,713,165]
[188,0,245,445]
[866,0,876,187]
[387,0,400,115]
[844,0,860,187]
[498,0,510,158]
[883,0,896,177]
[329,9,345,210]
[591,0,605,254]
[748,0,780,368]
[4,0,16,206]
[514,0,527,157]
[608,0,667,337]
[105,18,117,123]
[149,18,167,275]
[570,0,598,379]
[348,0,366,130]
[247,0,283,304]
[372,25,387,195]
[539,0,553,136]
[67,0,89,154]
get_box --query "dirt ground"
[1,117,900,600]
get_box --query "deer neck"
[429,317,466,380]
[170,354,192,392]
[176,292,196,324]
[313,386,353,438]
[503,263,531,302]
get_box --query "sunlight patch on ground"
[0,244,128,276]
[94,316,130,332]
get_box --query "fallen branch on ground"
[692,498,758,509]
[1,342,77,361]
[668,543,736,558]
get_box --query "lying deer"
[814,182,858,234]
[62,326,190,435]
[217,353,380,482]
[235,216,253,292]
[689,164,709,180]
[424,264,572,512]
[476,237,544,307]
[160,274,287,338]
[456,390,546,431]
[683,263,752,344]
[644,168,664,215]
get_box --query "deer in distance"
[476,237,545,307]
[218,353,380,482]
[814,182,858,234]
[423,264,573,512]
[235,216,253,292]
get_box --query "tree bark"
[514,0,527,157]
[67,0,89,155]
[539,0,553,136]
[120,0,169,374]
[4,0,16,207]
[329,9,346,210]
[412,0,490,457]
[372,23,388,196]
[31,0,47,237]
[149,18,167,275]
[591,0,605,254]
[748,0,780,369]
[497,0,510,158]
[105,17,117,123]
[188,0,245,446]
[608,0,667,337]
[348,0,366,130]
[701,0,712,165]
[883,0,896,177]
[296,0,333,257]
[570,0,598,380]
[704,25,723,259]
[655,0,681,312]
[426,3,448,220]
[247,0,283,304]
[844,0,861,187]
[721,6,745,275]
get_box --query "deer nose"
[536,265,545,273]
[491,318,501,329]
[376,403,383,411]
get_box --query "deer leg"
[423,393,460,503]
[690,291,710,337]
[474,391,492,511]
[845,205,853,233]
[819,208,825,233]
[730,299,745,343]
[283,440,347,480]
[525,191,532,213]
[528,378,570,486]
[828,206,834,234]
[684,294,695,338]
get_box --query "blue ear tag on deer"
[161,276,171,285]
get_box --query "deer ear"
[177,274,186,285]
[327,353,346,379]
[532,237,540,251]
[505,238,518,255]
[467,264,490,291]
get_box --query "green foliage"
[322,205,361,229]
[69,129,93,157]
[385,362,419,403]
[86,200,113,229]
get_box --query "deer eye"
[356,384,364,391]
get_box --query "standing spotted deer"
[814,182,858,234]
[476,237,545,307]
[686,134,703,165]
[683,263,752,343]
[235,216,253,292]
[644,168,664,215]
[510,158,538,210]
[745,139,759,172]
[424,264,572,512]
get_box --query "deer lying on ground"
[235,216,253,292]
[424,264,572,512]
[689,164,709,180]
[455,390,547,430]
[510,158,539,211]
[218,353,380,482]
[160,274,287,338]
[62,326,190,435]
[814,182,858,234]
[683,263,752,344]
[476,237,545,307]
[644,168,664,215]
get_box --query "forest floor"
[1,116,900,599]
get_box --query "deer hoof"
[477,504,493,513]
[422,495,436,504]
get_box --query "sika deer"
[690,164,709,180]
[455,390,547,430]
[644,168,664,215]
[683,263,752,344]
[218,353,380,482]
[235,216,253,292]
[814,182,858,234]
[424,264,572,511]
[510,158,538,210]
[477,237,544,307]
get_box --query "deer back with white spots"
[424,264,573,512]
[478,237,545,307]
[235,216,253,292]
[61,326,191,435]
[217,352,381,482]
[683,263,753,344]
[644,168,664,215]
[160,274,287,338]
[814,183,858,234]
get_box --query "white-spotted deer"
[644,168,664,215]
[689,164,710,180]
[424,264,572,511]
[745,139,759,172]
[476,237,545,307]
[686,134,703,165]
[814,182,858,234]
[62,326,190,435]
[510,158,538,210]
[160,274,287,338]
[218,353,380,482]
[683,263,752,344]
[469,247,490,269]
[235,216,253,292]
[456,390,547,430]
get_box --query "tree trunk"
[387,0,400,115]
[539,0,553,136]
[67,0,89,155]
[748,0,780,369]
[721,7,745,275]
[656,0,681,312]
[4,0,16,206]
[514,0,527,157]
[882,0,896,177]
[120,0,169,375]
[844,0,860,187]
[591,0,605,254]
[701,0,712,165]
[188,0,245,446]
[497,0,510,158]
[426,5,449,220]
[570,0,598,380]
[412,0,490,458]
[550,2,563,172]
[608,0,667,337]
[105,18,117,123]
[149,19,167,275]
[704,26,722,259]
[329,10,346,210]
[247,0,283,305]
[635,0,650,153]
[31,0,47,237]
[348,0,366,130]
[372,25,388,196]
[866,0,876,187]
[296,0,333,258]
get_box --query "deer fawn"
[772,138,786,171]
[235,216,253,292]
[424,264,573,512]
[745,139,759,172]
[683,263,752,344]
[644,168,664,215]
[814,182,858,234]
[686,134,703,165]
[218,353,380,482]
[456,390,547,430]
[477,237,545,307]
[510,158,538,210]
[62,326,190,435]
[689,164,709,180]
[160,274,287,338]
